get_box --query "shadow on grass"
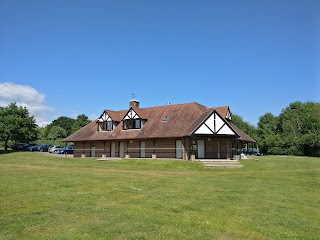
[0,149,14,154]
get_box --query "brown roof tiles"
[64,102,254,143]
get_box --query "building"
[64,99,255,160]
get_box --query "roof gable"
[97,111,112,122]
[192,110,238,136]
[97,109,127,123]
[122,107,142,120]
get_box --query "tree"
[47,126,67,141]
[0,103,38,151]
[72,114,91,133]
[42,114,91,142]
[45,116,75,138]
[257,113,278,136]
[257,101,320,156]
[232,114,258,141]
[257,113,279,153]
[278,101,320,156]
[51,116,75,136]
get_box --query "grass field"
[0,152,319,239]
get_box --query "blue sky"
[0,0,319,126]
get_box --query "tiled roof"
[129,107,148,120]
[229,122,256,143]
[214,106,229,118]
[64,102,254,142]
[103,109,127,122]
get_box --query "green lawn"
[0,152,319,239]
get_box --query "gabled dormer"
[122,107,147,130]
[97,111,117,131]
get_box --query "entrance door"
[176,139,182,159]
[197,140,205,159]
[91,143,95,157]
[111,142,116,157]
[140,141,146,158]
[119,142,124,158]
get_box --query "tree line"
[0,103,90,151]
[232,101,320,157]
[1,101,320,156]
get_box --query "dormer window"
[123,119,141,130]
[122,107,146,130]
[97,111,115,132]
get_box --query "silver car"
[48,145,64,153]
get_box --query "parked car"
[57,145,74,154]
[27,144,44,151]
[11,142,28,150]
[22,143,37,151]
[39,144,52,152]
[30,144,51,152]
[48,145,64,153]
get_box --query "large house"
[64,99,255,160]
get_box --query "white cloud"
[0,82,54,126]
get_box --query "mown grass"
[0,152,319,239]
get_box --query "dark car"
[27,144,44,151]
[22,143,37,151]
[39,144,52,152]
[12,142,28,150]
[57,145,74,154]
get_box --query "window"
[135,119,141,128]
[107,121,113,131]
[98,121,115,131]
[99,122,106,131]
[123,119,142,130]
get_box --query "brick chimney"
[129,99,140,108]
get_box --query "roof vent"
[162,115,169,121]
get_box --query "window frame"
[123,119,142,130]
[107,121,113,131]
[99,122,106,131]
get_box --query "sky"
[0,0,319,126]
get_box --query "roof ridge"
[192,102,210,112]
[104,101,212,112]
[141,101,207,110]
[214,105,229,108]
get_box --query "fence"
[73,147,183,158]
